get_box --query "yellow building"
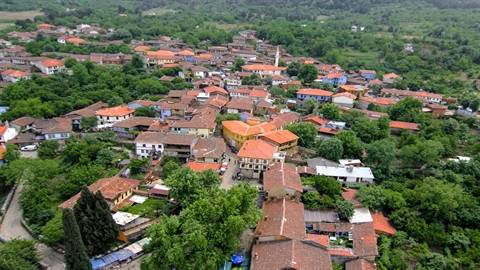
[260,130,299,156]
[222,120,276,149]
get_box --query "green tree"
[241,74,262,85]
[298,64,318,84]
[335,131,364,158]
[41,211,64,246]
[287,61,301,76]
[80,116,97,131]
[165,168,220,208]
[4,144,20,162]
[399,140,444,168]
[317,138,344,161]
[0,240,39,270]
[312,175,342,197]
[352,117,390,143]
[62,208,92,270]
[336,200,354,221]
[73,187,119,255]
[365,139,396,178]
[38,140,60,159]
[129,158,150,175]
[287,122,317,148]
[388,97,425,123]
[319,103,341,120]
[134,107,156,117]
[161,160,181,178]
[143,184,260,270]
[232,57,245,72]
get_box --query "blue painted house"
[319,72,347,86]
[359,70,377,81]
[296,88,333,103]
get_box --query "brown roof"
[186,161,221,172]
[342,189,362,208]
[389,121,419,131]
[261,129,298,145]
[237,139,276,160]
[162,133,197,146]
[345,259,376,270]
[270,112,300,129]
[251,240,332,270]
[264,162,303,194]
[134,131,163,144]
[60,176,140,208]
[113,117,156,129]
[256,198,306,240]
[33,117,72,134]
[371,212,396,236]
[225,97,254,111]
[11,116,36,127]
[170,107,217,129]
[96,105,134,117]
[65,101,108,118]
[192,137,226,160]
[242,64,286,72]
[352,223,378,257]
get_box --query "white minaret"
[274,46,280,67]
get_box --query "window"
[143,144,146,147]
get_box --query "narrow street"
[0,184,65,270]
[221,149,238,189]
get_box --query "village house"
[296,88,333,103]
[33,58,65,75]
[332,92,356,108]
[112,117,156,139]
[192,137,226,163]
[225,97,254,114]
[31,118,72,141]
[359,70,376,81]
[10,116,36,133]
[381,88,443,104]
[317,72,347,86]
[60,176,140,210]
[242,64,286,78]
[263,162,303,198]
[260,129,299,156]
[186,161,221,173]
[96,105,135,126]
[161,133,198,161]
[143,50,177,68]
[316,165,375,185]
[134,132,164,158]
[127,100,156,110]
[237,139,284,179]
[1,69,30,83]
[358,96,397,110]
[169,108,217,137]
[64,101,108,130]
[389,120,420,133]
[203,85,229,97]
[222,120,277,149]
[382,73,400,84]
[339,85,369,97]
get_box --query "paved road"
[0,184,65,270]
[221,152,238,189]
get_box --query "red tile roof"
[186,162,221,172]
[242,64,287,72]
[249,89,269,98]
[342,189,362,208]
[297,88,333,97]
[304,115,328,126]
[237,139,276,159]
[371,211,396,236]
[146,50,176,59]
[345,258,377,270]
[332,92,357,99]
[60,177,140,208]
[1,69,28,78]
[389,120,419,131]
[359,96,396,106]
[256,197,306,239]
[263,162,303,194]
[251,240,332,270]
[203,85,228,96]
[306,234,329,247]
[261,129,298,145]
[40,58,64,68]
[96,105,135,117]
[225,97,254,111]
[352,223,378,257]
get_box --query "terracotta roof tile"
[186,161,221,172]
[96,105,135,117]
[242,64,286,71]
[40,58,64,68]
[60,176,140,208]
[297,88,333,97]
[345,258,377,270]
[389,120,419,131]
[371,211,396,236]
[256,198,306,239]
[263,162,303,193]
[237,139,276,159]
[261,129,298,145]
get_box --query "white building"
[316,165,374,184]
[33,58,65,75]
[95,105,135,126]
[134,132,164,158]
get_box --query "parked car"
[20,144,37,151]
[220,162,228,174]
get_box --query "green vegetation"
[74,187,119,256]
[62,208,92,270]
[0,239,39,270]
[121,198,170,218]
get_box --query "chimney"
[274,46,280,67]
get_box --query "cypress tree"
[73,187,119,256]
[74,186,97,255]
[62,208,92,270]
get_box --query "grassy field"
[0,23,14,30]
[142,7,176,16]
[0,10,43,22]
